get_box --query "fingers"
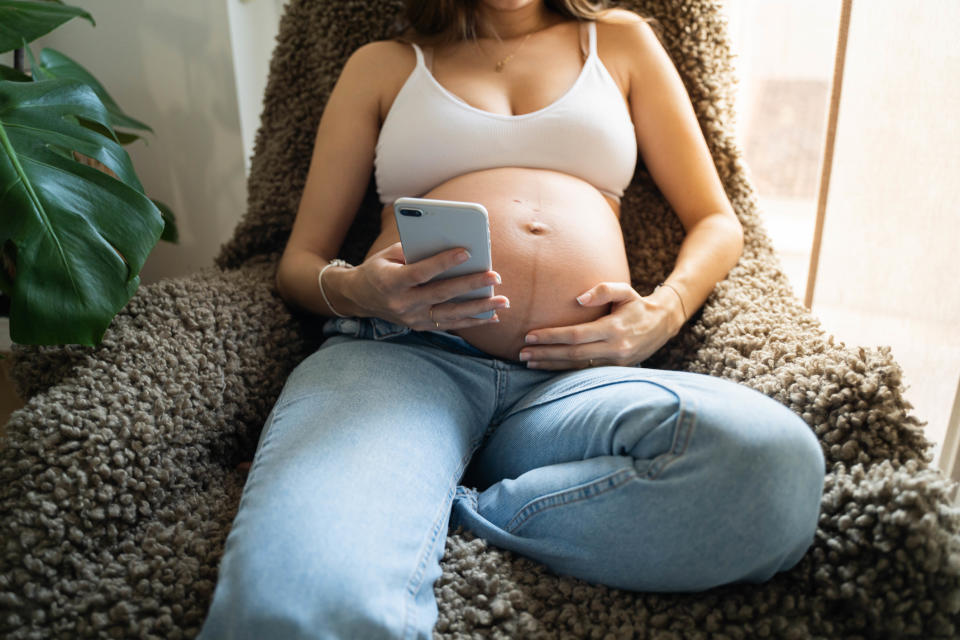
[576,282,639,306]
[364,244,505,324]
[429,311,501,331]
[400,246,473,286]
[518,283,639,367]
[519,319,625,369]
[379,241,406,263]
[519,343,610,369]
[382,245,503,304]
[520,334,638,368]
[426,295,510,330]
[420,270,502,305]
[522,358,602,371]
[523,318,607,347]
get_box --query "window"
[725,0,960,472]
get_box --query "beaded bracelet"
[318,259,353,318]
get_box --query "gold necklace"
[491,33,531,72]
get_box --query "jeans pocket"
[370,317,411,340]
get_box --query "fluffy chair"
[2,0,959,637]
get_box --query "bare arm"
[275,42,383,316]
[623,14,743,325]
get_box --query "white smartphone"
[393,196,494,320]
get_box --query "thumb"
[378,241,406,264]
[576,282,637,306]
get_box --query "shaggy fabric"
[2,0,959,638]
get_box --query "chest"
[429,42,589,117]
[378,25,630,122]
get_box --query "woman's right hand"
[335,242,509,330]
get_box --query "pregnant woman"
[200,1,826,638]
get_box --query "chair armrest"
[0,261,322,636]
[8,260,319,454]
[652,256,933,469]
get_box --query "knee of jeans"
[710,408,826,559]
[203,547,405,639]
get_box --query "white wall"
[28,0,247,284]
[225,0,285,176]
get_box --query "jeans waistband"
[322,316,494,359]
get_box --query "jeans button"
[340,318,358,335]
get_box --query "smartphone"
[393,196,494,320]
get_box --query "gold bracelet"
[318,259,353,318]
[656,282,688,321]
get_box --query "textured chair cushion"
[2,0,959,638]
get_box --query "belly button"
[526,221,550,235]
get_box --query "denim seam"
[221,405,283,552]
[401,436,481,639]
[504,468,637,534]
[487,367,509,435]
[502,374,683,423]
[646,394,697,479]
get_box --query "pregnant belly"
[366,167,631,362]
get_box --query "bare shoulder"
[593,8,667,95]
[596,7,649,25]
[340,40,418,119]
[345,39,415,78]
[594,7,661,49]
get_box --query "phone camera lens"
[399,208,423,217]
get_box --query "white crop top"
[374,20,637,205]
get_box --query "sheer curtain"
[725,0,960,475]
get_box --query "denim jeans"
[198,316,825,640]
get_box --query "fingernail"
[519,352,531,361]
[489,314,500,323]
[497,298,510,309]
[576,293,591,305]
[456,250,471,263]
[493,272,502,285]
[524,334,538,344]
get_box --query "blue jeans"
[199,317,825,640]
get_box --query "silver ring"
[588,359,595,367]
[429,307,439,329]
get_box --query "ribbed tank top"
[374,20,637,205]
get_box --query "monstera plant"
[0,0,177,347]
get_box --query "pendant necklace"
[492,33,531,72]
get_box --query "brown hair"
[391,0,660,47]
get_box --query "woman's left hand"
[518,282,685,370]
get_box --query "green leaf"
[75,114,145,146]
[113,129,141,146]
[152,198,179,244]
[35,48,153,133]
[0,1,94,53]
[0,78,163,345]
[0,64,30,82]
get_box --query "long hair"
[392,0,659,47]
